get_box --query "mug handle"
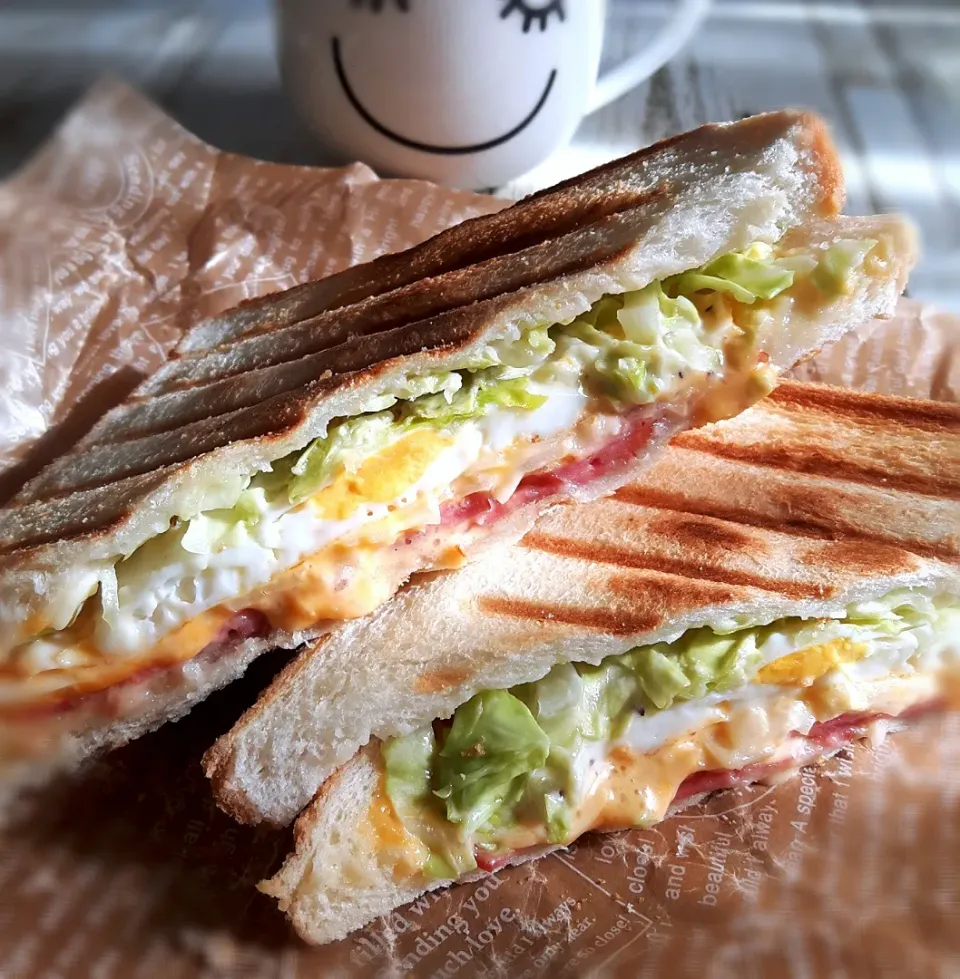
[588,0,713,114]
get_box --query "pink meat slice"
[474,701,943,873]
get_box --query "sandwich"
[0,111,914,788]
[208,381,960,944]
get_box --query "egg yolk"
[755,638,868,687]
[309,430,454,522]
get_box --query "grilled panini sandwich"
[213,382,960,944]
[0,112,914,785]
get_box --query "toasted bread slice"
[0,111,841,604]
[205,380,960,827]
[0,212,917,664]
[0,214,916,801]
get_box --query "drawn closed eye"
[350,0,410,12]
[500,0,565,33]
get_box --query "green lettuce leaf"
[623,647,690,710]
[664,245,796,303]
[177,486,274,555]
[543,791,572,844]
[402,374,547,426]
[487,324,557,369]
[623,628,762,711]
[383,726,436,815]
[286,372,547,504]
[436,689,551,834]
[542,273,729,405]
[383,728,476,878]
[383,590,953,879]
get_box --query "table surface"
[1,0,958,312]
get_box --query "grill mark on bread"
[414,668,475,694]
[769,381,960,431]
[670,436,960,500]
[22,212,649,477]
[181,112,787,360]
[799,539,918,576]
[0,113,856,563]
[88,230,647,444]
[522,532,831,599]
[0,471,173,556]
[603,572,742,614]
[79,320,481,448]
[21,391,315,502]
[148,201,662,396]
[24,324,476,499]
[643,513,765,555]
[613,486,959,562]
[179,163,685,357]
[477,597,661,635]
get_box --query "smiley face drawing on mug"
[276,0,711,188]
[334,0,566,156]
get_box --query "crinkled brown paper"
[0,80,958,979]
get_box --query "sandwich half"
[221,382,960,944]
[0,112,914,786]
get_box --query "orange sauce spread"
[234,541,395,633]
[367,774,430,878]
[482,669,957,860]
[3,540,401,713]
[563,740,706,839]
[0,607,236,712]
[570,673,948,841]
[4,428,465,712]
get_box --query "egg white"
[37,384,590,663]
[601,601,959,773]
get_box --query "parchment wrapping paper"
[0,80,957,979]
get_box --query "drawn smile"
[331,37,556,155]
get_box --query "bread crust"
[179,110,843,357]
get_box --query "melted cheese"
[496,669,956,858]
[237,540,407,631]
[0,533,427,708]
[0,607,235,708]
[8,385,599,672]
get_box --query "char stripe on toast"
[672,385,960,500]
[519,532,834,599]
[766,382,960,430]
[204,381,960,829]
[613,485,960,563]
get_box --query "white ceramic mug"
[276,0,712,189]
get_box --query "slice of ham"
[655,701,938,803]
[475,701,944,871]
[439,411,655,530]
[214,609,270,646]
[475,850,520,874]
